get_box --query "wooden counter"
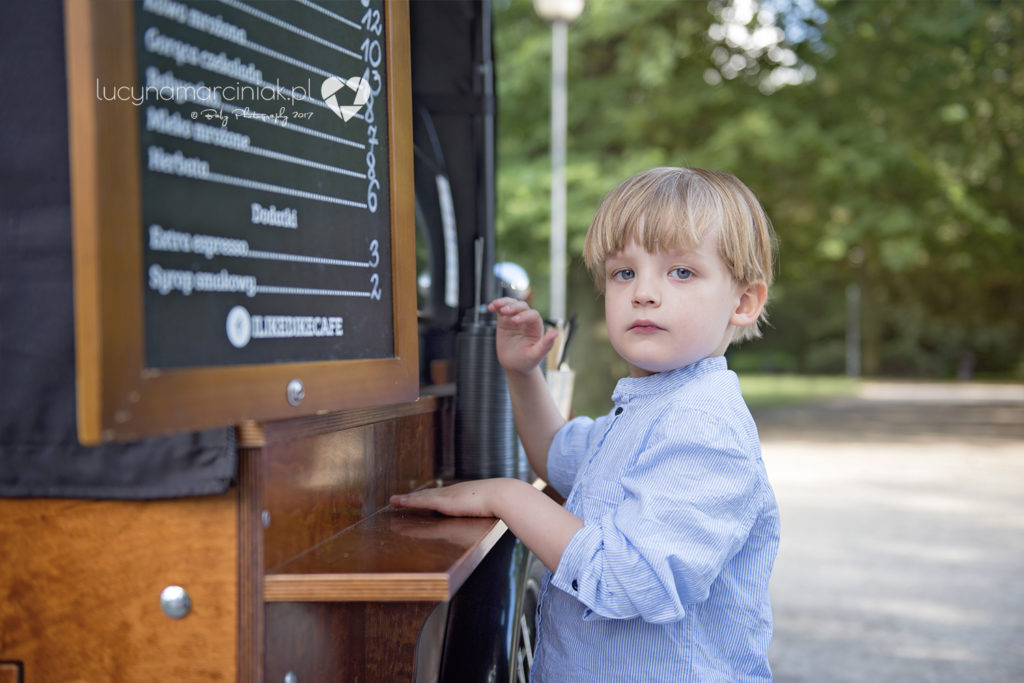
[265,473,548,603]
[265,506,508,602]
[0,389,521,682]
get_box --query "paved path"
[752,382,1024,683]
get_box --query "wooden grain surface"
[265,601,438,682]
[0,493,238,682]
[262,408,440,571]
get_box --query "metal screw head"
[160,585,191,619]
[261,509,271,528]
[284,672,297,683]
[286,379,304,407]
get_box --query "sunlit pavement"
[754,382,1024,683]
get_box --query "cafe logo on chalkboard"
[225,305,344,349]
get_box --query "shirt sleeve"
[551,408,766,624]
[546,415,599,498]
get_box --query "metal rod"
[474,236,484,324]
[549,19,568,323]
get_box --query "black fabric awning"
[0,3,235,499]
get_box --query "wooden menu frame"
[65,0,417,444]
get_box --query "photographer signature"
[191,107,314,128]
[192,108,229,127]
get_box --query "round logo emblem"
[226,305,252,348]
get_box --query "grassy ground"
[738,374,861,409]
[574,373,862,417]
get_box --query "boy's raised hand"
[488,298,559,375]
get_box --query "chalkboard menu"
[66,0,416,443]
[135,0,393,367]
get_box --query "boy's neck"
[627,353,726,378]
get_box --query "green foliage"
[493,0,1024,413]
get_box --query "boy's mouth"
[629,320,664,333]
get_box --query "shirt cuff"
[551,520,605,620]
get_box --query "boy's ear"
[730,281,768,328]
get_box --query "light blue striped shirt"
[533,356,779,682]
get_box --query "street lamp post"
[533,0,584,323]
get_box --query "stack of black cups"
[454,307,521,479]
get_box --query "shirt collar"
[611,356,728,404]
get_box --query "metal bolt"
[261,509,271,528]
[286,379,304,407]
[284,672,297,683]
[160,585,191,619]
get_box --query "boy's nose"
[631,279,660,307]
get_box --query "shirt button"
[571,580,579,591]
[614,407,623,416]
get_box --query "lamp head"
[533,0,585,23]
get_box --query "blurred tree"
[783,0,1023,377]
[493,0,1023,414]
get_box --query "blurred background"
[488,4,1023,679]
[489,0,1023,418]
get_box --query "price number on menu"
[361,0,383,214]
[368,239,382,299]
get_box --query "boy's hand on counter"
[390,479,511,519]
[391,478,583,573]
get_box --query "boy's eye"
[671,267,693,280]
[611,268,635,281]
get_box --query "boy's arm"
[549,414,770,623]
[488,298,566,482]
[390,478,583,573]
[504,364,564,482]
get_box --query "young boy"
[391,167,780,681]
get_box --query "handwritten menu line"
[210,14,353,84]
[217,0,361,60]
[148,265,377,300]
[144,25,334,117]
[144,0,349,87]
[246,142,365,179]
[295,0,362,30]
[262,113,364,149]
[201,94,365,150]
[246,249,372,268]
[148,223,376,268]
[141,1,372,147]
[255,285,373,298]
[147,107,366,179]
[204,168,368,208]
[147,144,368,208]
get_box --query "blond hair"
[583,167,777,343]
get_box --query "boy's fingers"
[488,297,514,309]
[539,327,560,354]
[496,306,539,329]
[494,300,529,316]
[488,297,523,314]
[391,490,437,509]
